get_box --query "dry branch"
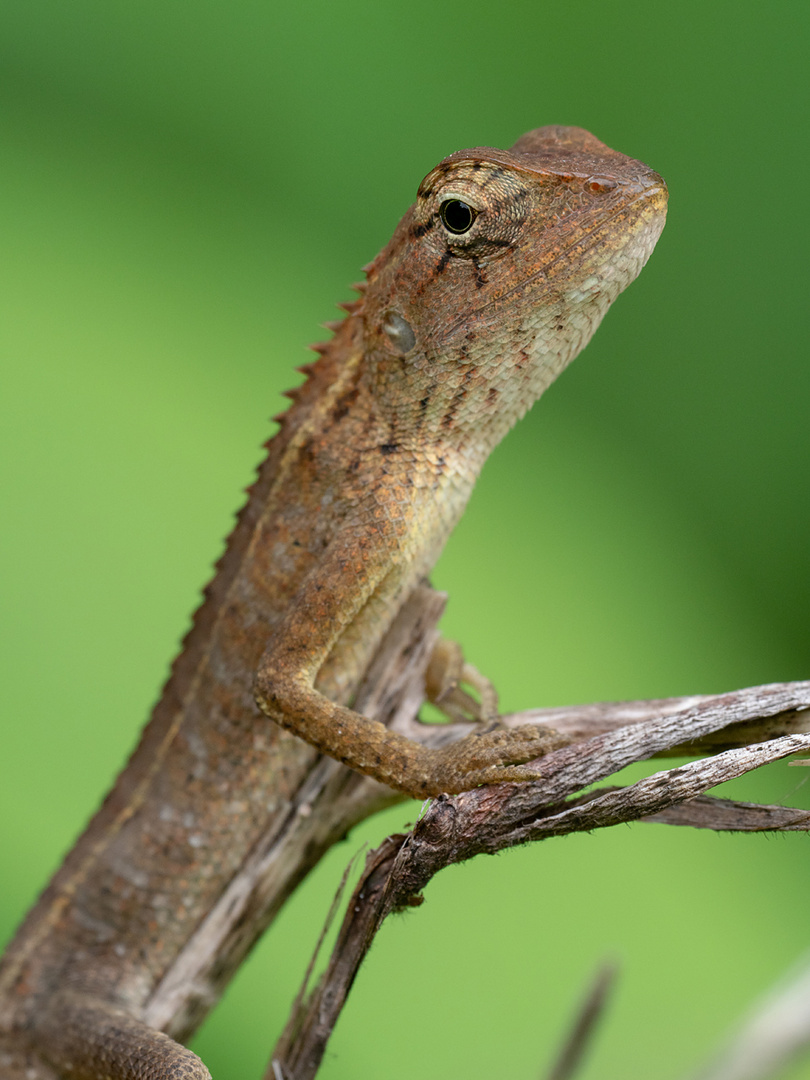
[269,646,810,1079]
[544,963,618,1080]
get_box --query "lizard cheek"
[381,310,416,355]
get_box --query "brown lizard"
[0,125,667,1080]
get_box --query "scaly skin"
[253,125,667,794]
[0,126,666,1079]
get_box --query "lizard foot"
[256,663,567,798]
[424,723,573,795]
[424,637,499,723]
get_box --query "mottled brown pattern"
[253,125,667,796]
[0,126,666,1079]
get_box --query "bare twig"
[544,962,618,1080]
[265,837,406,1080]
[401,689,810,759]
[272,847,365,1074]
[511,733,810,843]
[644,794,810,831]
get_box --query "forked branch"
[270,666,810,1080]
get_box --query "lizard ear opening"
[381,310,416,355]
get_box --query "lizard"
[0,125,667,1080]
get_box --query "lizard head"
[361,126,667,461]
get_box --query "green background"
[1,2,808,1078]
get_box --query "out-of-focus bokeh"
[1,3,808,1078]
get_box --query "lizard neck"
[354,291,610,487]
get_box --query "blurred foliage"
[1,2,809,1078]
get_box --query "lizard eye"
[440,199,477,235]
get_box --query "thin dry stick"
[279,846,365,1061]
[544,963,618,1080]
[402,690,810,758]
[267,836,406,1080]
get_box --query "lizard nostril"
[587,177,618,193]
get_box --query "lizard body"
[0,126,666,1079]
